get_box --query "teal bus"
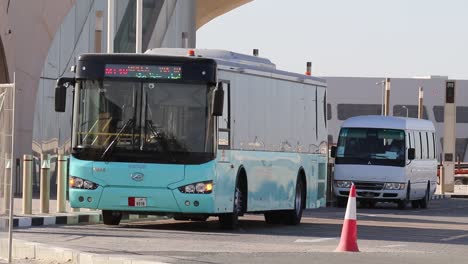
[55,49,328,229]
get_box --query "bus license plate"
[129,197,147,207]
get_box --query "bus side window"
[406,132,412,150]
[413,131,421,159]
[432,132,437,159]
[426,132,432,159]
[421,131,429,160]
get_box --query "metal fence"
[0,81,15,262]
[0,84,13,216]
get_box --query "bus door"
[217,81,231,154]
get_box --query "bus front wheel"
[219,185,243,229]
[102,210,122,225]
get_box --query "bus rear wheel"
[102,210,122,225]
[285,178,305,225]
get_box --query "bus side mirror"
[408,148,415,160]
[330,146,337,158]
[55,77,75,112]
[212,82,224,116]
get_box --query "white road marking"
[441,233,468,242]
[359,214,377,217]
[295,238,338,243]
[381,244,406,248]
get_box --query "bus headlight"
[335,180,352,188]
[179,181,213,194]
[69,176,99,190]
[384,183,406,190]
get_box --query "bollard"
[22,155,33,214]
[440,165,445,195]
[40,154,50,214]
[57,155,68,213]
[3,155,12,215]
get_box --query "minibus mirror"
[55,77,75,112]
[330,146,337,158]
[408,148,416,160]
[212,82,224,116]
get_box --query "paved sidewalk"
[0,198,100,229]
[1,239,166,264]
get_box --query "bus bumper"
[69,187,216,214]
[334,187,407,201]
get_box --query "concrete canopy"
[0,0,252,171]
[0,0,76,163]
[196,0,252,29]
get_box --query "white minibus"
[331,115,437,209]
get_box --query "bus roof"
[341,115,435,131]
[145,48,326,85]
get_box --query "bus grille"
[354,182,384,191]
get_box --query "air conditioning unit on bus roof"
[145,48,277,71]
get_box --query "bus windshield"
[72,79,214,164]
[335,127,405,167]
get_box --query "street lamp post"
[376,80,385,115]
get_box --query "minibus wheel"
[336,197,347,208]
[419,183,430,209]
[397,182,411,210]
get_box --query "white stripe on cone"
[335,183,360,252]
[344,185,357,220]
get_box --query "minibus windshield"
[335,128,406,167]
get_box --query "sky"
[197,0,468,79]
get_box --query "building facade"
[325,76,468,162]
[0,0,251,197]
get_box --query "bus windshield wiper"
[100,119,134,160]
[145,120,176,162]
[339,154,370,161]
[370,153,392,160]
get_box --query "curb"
[431,194,451,200]
[0,213,101,229]
[0,239,169,264]
[0,213,165,229]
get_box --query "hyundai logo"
[131,172,144,181]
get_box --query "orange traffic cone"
[335,183,359,252]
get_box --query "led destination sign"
[104,64,182,79]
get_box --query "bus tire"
[219,176,245,229]
[102,210,122,225]
[285,177,305,225]
[173,214,190,221]
[190,216,209,221]
[264,211,283,224]
[419,183,430,209]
